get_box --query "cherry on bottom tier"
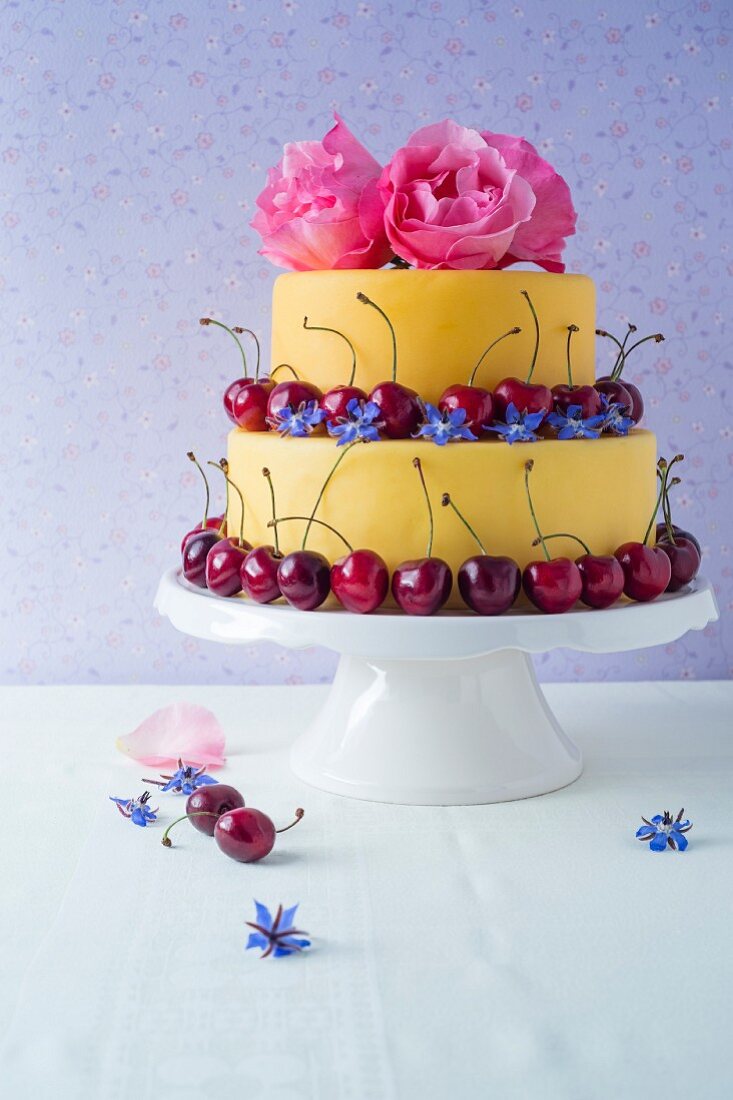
[226,429,657,611]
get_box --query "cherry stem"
[611,332,664,382]
[537,532,592,556]
[303,316,357,387]
[275,807,305,834]
[521,290,540,383]
[232,327,261,381]
[270,363,300,381]
[187,451,210,529]
[199,317,247,376]
[643,460,668,546]
[208,460,246,545]
[468,327,521,387]
[524,460,550,562]
[596,328,626,376]
[269,515,353,552]
[657,453,684,544]
[441,493,486,554]
[262,467,280,555]
[413,457,434,558]
[161,811,217,847]
[566,324,579,388]
[357,292,397,382]
[302,442,356,550]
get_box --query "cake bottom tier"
[226,430,658,610]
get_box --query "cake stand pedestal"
[155,569,718,806]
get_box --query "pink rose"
[251,114,391,271]
[480,130,577,272]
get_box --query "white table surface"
[1,682,732,1098]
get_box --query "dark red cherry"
[205,536,252,597]
[223,378,247,423]
[493,378,553,422]
[658,537,701,592]
[595,378,633,416]
[457,555,521,615]
[181,516,224,555]
[321,385,368,425]
[551,384,602,419]
[267,381,323,425]
[277,550,331,610]
[575,554,625,609]
[522,558,582,613]
[331,549,389,614]
[368,381,422,439]
[214,806,276,863]
[241,545,282,604]
[391,557,452,616]
[614,542,672,602]
[182,528,221,588]
[596,375,643,422]
[438,384,494,435]
[656,522,701,554]
[230,378,274,432]
[186,784,245,836]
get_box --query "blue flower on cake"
[110,790,158,827]
[246,900,311,959]
[486,402,544,444]
[327,397,383,446]
[636,808,692,851]
[270,400,326,438]
[547,403,606,440]
[414,403,477,446]
[599,394,636,436]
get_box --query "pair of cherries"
[161,781,304,863]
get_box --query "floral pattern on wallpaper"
[1,0,730,684]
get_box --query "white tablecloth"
[1,683,732,1098]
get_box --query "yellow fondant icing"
[226,430,658,610]
[271,270,596,403]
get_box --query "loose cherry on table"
[441,493,520,614]
[180,450,225,553]
[493,290,553,422]
[356,292,422,438]
[654,455,701,592]
[538,532,624,610]
[162,804,305,863]
[392,457,452,615]
[199,317,274,432]
[302,316,369,423]
[614,458,673,601]
[186,783,245,835]
[595,324,663,423]
[551,324,602,418]
[204,459,251,596]
[240,468,283,604]
[437,326,521,435]
[521,461,583,613]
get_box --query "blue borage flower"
[327,397,383,446]
[148,758,219,795]
[269,400,326,438]
[547,403,606,440]
[414,403,478,446]
[246,900,311,959]
[110,790,158,827]
[636,808,692,851]
[599,393,636,436]
[486,402,544,444]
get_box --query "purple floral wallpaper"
[2,0,730,685]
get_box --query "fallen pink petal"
[116,703,226,768]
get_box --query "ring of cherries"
[207,289,661,443]
[180,448,701,617]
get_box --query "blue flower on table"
[413,403,477,445]
[599,394,636,436]
[485,402,544,444]
[110,790,158,827]
[269,400,326,438]
[636,808,692,851]
[146,758,219,795]
[547,403,606,440]
[327,397,383,446]
[246,900,311,959]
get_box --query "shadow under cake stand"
[155,569,718,806]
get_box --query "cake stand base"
[291,649,581,804]
[155,570,718,806]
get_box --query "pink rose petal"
[116,703,226,769]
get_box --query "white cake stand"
[155,569,718,806]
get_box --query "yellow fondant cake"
[226,431,657,609]
[272,270,596,402]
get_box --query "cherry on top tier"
[271,269,596,405]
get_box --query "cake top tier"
[271,269,595,403]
